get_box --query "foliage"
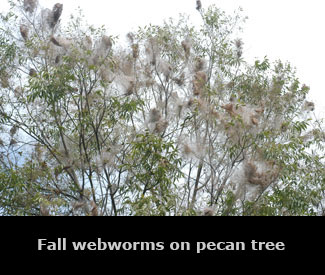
[123,131,183,215]
[0,0,324,215]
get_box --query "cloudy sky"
[2,0,325,117]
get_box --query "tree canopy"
[0,0,324,216]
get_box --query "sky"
[1,0,325,117]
